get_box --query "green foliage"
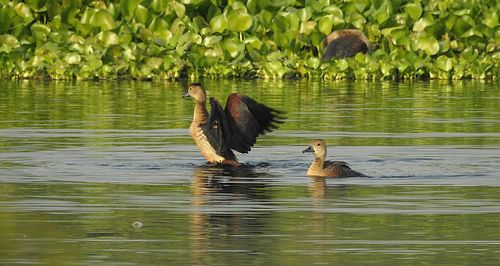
[0,0,498,80]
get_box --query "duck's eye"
[316,143,320,146]
[189,87,192,90]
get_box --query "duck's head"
[303,139,327,158]
[183,83,206,102]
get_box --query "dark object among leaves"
[321,29,374,61]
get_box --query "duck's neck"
[192,100,208,126]
[310,156,325,170]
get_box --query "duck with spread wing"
[183,83,284,167]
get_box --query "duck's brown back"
[322,161,367,177]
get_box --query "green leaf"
[258,10,273,26]
[146,57,163,69]
[205,46,223,58]
[348,13,366,29]
[405,2,422,21]
[64,53,81,64]
[210,14,227,33]
[246,45,263,61]
[139,27,153,41]
[81,7,97,25]
[246,0,258,14]
[134,5,149,24]
[91,10,116,31]
[31,23,51,41]
[120,0,142,17]
[62,6,79,25]
[267,0,288,8]
[436,55,452,71]
[149,17,168,32]
[153,29,172,46]
[0,34,20,49]
[306,57,320,69]
[273,14,289,32]
[203,35,222,47]
[413,15,434,32]
[380,61,394,76]
[287,12,300,31]
[337,59,348,71]
[172,2,186,18]
[385,28,411,46]
[482,10,498,29]
[229,0,246,10]
[299,21,316,35]
[452,17,473,35]
[445,15,457,30]
[222,38,244,58]
[119,30,133,45]
[98,31,119,46]
[323,6,344,25]
[227,10,253,32]
[25,0,48,12]
[372,2,390,25]
[13,2,34,23]
[244,36,262,49]
[170,18,186,36]
[318,15,334,35]
[461,28,483,38]
[296,8,312,22]
[415,35,439,55]
[306,0,329,12]
[0,8,12,33]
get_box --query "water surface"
[1,80,499,265]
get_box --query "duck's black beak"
[302,146,313,153]
[182,92,191,99]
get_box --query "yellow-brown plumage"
[303,139,367,178]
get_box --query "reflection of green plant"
[0,0,497,80]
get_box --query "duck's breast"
[190,125,225,163]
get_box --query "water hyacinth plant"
[0,0,498,80]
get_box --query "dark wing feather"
[325,160,367,177]
[225,93,284,153]
[322,35,369,60]
[200,97,237,160]
[240,96,284,133]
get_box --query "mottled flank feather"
[323,160,367,177]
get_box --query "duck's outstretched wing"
[224,93,284,153]
[200,97,236,160]
[325,160,367,177]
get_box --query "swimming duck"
[321,29,374,61]
[303,139,367,177]
[184,83,283,167]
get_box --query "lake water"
[0,80,499,265]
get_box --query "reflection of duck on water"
[183,83,284,167]
[190,164,272,196]
[189,164,273,264]
[308,177,350,200]
[309,176,326,199]
[303,139,367,178]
